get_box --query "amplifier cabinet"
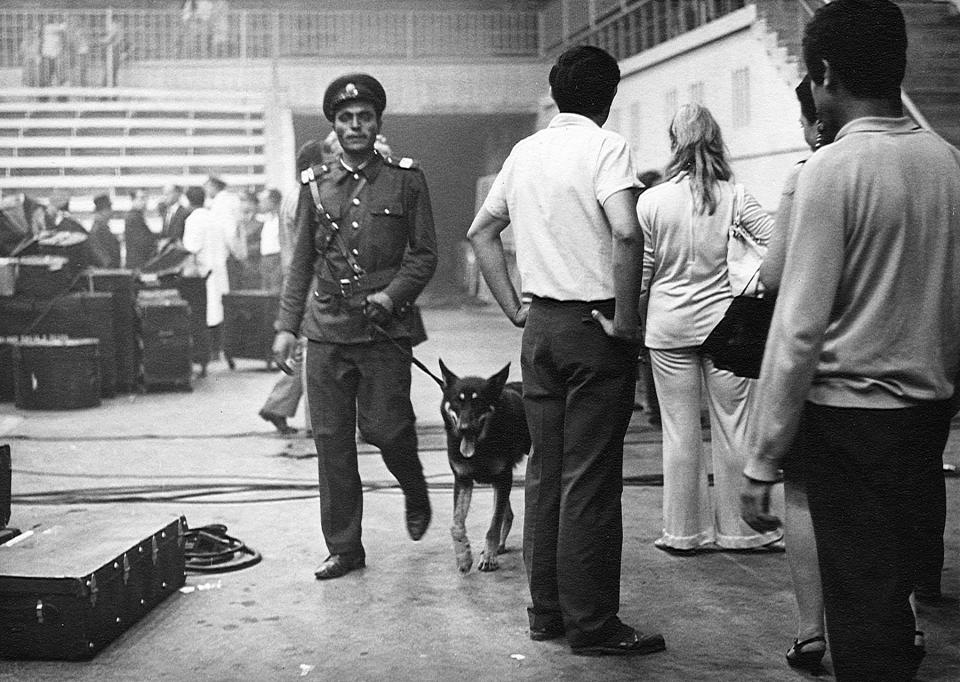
[0,515,187,660]
[222,289,279,369]
[137,293,192,390]
[85,269,139,393]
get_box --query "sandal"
[786,635,826,671]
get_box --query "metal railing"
[0,7,541,87]
[541,0,748,60]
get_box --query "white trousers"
[649,347,781,549]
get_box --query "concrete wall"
[603,5,807,212]
[119,58,548,116]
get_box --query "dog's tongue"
[460,438,476,458]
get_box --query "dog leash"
[368,320,445,388]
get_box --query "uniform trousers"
[261,337,311,430]
[649,348,780,549]
[306,338,426,557]
[521,297,637,646]
[797,401,950,682]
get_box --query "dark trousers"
[306,339,426,556]
[798,401,950,682]
[521,298,638,646]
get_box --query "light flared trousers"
[649,347,781,550]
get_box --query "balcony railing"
[0,7,541,87]
[541,0,749,60]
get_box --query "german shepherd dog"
[439,359,530,573]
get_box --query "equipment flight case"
[222,289,279,369]
[0,514,187,660]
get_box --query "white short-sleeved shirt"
[482,113,639,301]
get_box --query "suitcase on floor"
[12,337,101,410]
[0,514,187,660]
[84,269,139,393]
[137,291,192,390]
[174,274,210,373]
[222,289,279,369]
[0,293,117,398]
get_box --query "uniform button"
[324,213,331,219]
[331,222,339,230]
[351,221,359,229]
[353,173,360,180]
[352,249,359,255]
[384,208,390,215]
[352,198,360,206]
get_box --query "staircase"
[754,0,960,147]
[0,87,271,213]
[899,1,960,146]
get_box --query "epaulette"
[383,156,419,170]
[299,162,332,185]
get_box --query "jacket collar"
[333,152,384,184]
[834,116,920,142]
[548,112,600,129]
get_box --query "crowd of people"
[464,1,957,679]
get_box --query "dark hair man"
[272,74,437,580]
[467,45,664,656]
[741,2,960,680]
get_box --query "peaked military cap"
[322,73,386,121]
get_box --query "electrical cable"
[182,523,261,573]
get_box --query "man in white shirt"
[204,175,244,291]
[741,2,960,679]
[182,186,229,333]
[468,46,663,657]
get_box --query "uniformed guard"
[273,73,438,580]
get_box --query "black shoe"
[405,492,431,541]
[786,635,826,671]
[530,620,565,641]
[314,553,365,580]
[571,623,666,657]
[259,409,297,435]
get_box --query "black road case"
[222,289,279,369]
[0,514,187,660]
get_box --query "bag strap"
[729,183,764,298]
[302,166,369,280]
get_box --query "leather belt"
[315,268,397,298]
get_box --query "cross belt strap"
[315,268,398,298]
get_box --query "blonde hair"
[665,104,732,215]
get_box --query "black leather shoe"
[571,623,666,657]
[314,553,365,580]
[530,620,565,641]
[259,410,297,435]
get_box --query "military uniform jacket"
[276,152,437,344]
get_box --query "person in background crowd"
[637,104,781,556]
[182,185,229,357]
[20,26,41,88]
[260,141,326,436]
[205,175,244,291]
[634,168,663,427]
[159,184,191,245]
[741,2,960,679]
[40,18,65,87]
[123,189,158,271]
[272,74,437,580]
[237,190,262,289]
[257,187,283,292]
[468,45,664,657]
[86,194,120,268]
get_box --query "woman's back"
[639,174,736,348]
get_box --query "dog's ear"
[438,358,458,388]
[483,363,511,402]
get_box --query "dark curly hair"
[549,45,620,117]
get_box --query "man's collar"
[548,112,600,129]
[334,152,384,183]
[834,116,919,141]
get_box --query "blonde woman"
[637,104,782,554]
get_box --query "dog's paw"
[477,550,500,572]
[453,536,473,573]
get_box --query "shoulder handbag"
[700,184,776,379]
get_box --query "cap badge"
[345,83,359,98]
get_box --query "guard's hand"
[272,331,297,375]
[740,476,782,534]
[590,310,641,343]
[511,301,530,328]
[364,291,394,327]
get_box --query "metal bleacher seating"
[0,86,268,213]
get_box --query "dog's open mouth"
[460,436,477,458]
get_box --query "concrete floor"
[0,305,958,681]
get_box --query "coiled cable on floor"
[183,523,262,573]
